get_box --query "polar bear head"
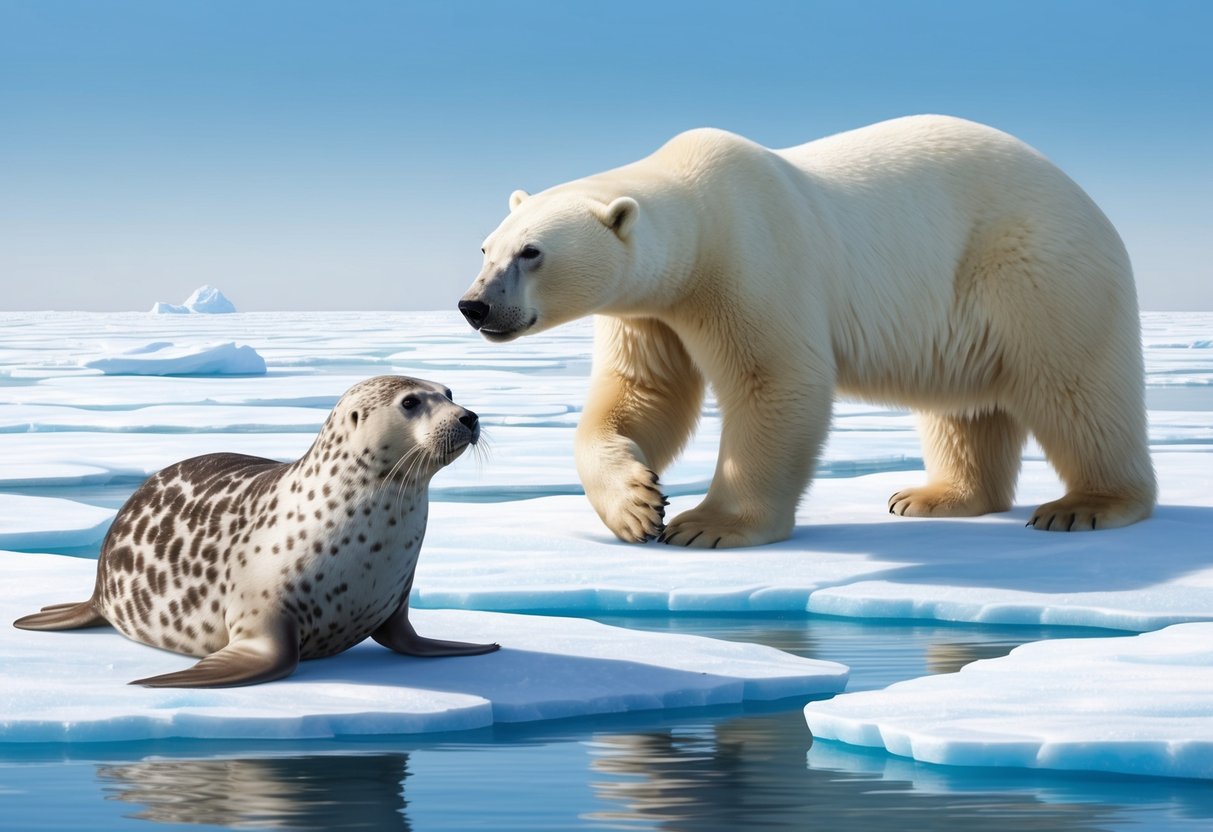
[458,188,639,341]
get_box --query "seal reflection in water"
[14,375,498,688]
[98,754,412,830]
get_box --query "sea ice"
[3,308,1213,773]
[81,341,267,376]
[0,495,114,551]
[1,311,1210,632]
[408,451,1213,631]
[150,285,237,314]
[0,552,847,743]
[804,623,1213,780]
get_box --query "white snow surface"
[0,495,114,551]
[805,623,1213,780]
[0,552,846,742]
[150,285,237,314]
[2,310,1213,770]
[81,341,267,376]
[411,451,1213,631]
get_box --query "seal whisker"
[382,446,427,517]
[394,445,434,515]
[370,445,423,506]
[471,432,492,474]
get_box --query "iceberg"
[150,285,237,314]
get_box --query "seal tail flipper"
[130,617,299,689]
[14,601,107,631]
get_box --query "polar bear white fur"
[459,115,1156,548]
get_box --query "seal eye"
[443,389,453,400]
[519,245,541,261]
[400,396,420,411]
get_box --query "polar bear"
[458,115,1156,548]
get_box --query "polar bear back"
[654,115,1136,407]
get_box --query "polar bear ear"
[509,190,529,212]
[599,196,639,239]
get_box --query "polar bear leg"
[661,377,832,548]
[1022,381,1156,531]
[576,317,704,543]
[890,409,1026,517]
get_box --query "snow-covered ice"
[82,341,267,376]
[0,552,846,743]
[409,452,1213,631]
[0,495,114,551]
[150,285,237,314]
[804,623,1213,780]
[1,309,1211,772]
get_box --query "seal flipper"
[14,600,107,631]
[131,617,300,688]
[371,573,499,658]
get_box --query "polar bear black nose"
[458,300,490,329]
[458,410,479,430]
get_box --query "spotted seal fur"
[14,375,498,687]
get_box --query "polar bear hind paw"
[888,484,999,518]
[1027,493,1152,532]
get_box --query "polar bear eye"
[519,245,542,260]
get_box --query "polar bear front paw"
[592,465,668,543]
[659,508,788,549]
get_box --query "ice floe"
[82,341,267,376]
[804,622,1213,780]
[408,452,1213,631]
[0,552,846,743]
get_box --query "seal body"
[15,375,497,687]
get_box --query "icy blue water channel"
[3,615,1213,831]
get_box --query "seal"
[14,375,498,688]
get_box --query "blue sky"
[1,0,1209,311]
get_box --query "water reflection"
[584,710,1120,831]
[98,753,410,830]
[924,640,1021,674]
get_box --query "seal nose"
[459,409,480,442]
[458,300,489,330]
